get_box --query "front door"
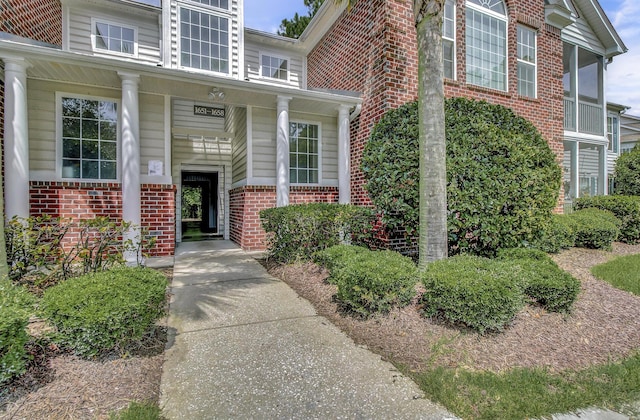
[181,171,219,241]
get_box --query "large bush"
[0,280,35,384]
[260,203,375,263]
[420,255,525,334]
[321,246,418,317]
[41,267,167,358]
[567,208,620,250]
[361,98,561,257]
[614,145,640,196]
[574,195,640,244]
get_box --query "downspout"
[349,104,362,122]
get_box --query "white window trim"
[607,113,619,153]
[443,0,456,80]
[517,25,537,98]
[55,92,121,183]
[183,0,230,12]
[465,0,509,92]
[259,51,291,83]
[177,4,232,76]
[289,120,322,186]
[90,18,138,58]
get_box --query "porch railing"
[563,98,604,136]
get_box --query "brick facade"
[0,0,63,45]
[29,182,176,257]
[307,0,565,209]
[229,185,339,251]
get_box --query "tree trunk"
[415,0,448,269]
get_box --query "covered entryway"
[181,171,220,241]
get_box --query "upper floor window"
[261,54,289,81]
[93,20,136,56]
[179,6,229,73]
[465,0,507,91]
[608,114,619,153]
[290,122,320,184]
[517,25,536,98]
[443,0,455,79]
[60,96,118,180]
[190,0,228,9]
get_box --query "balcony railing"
[564,98,604,136]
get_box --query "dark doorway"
[181,171,220,241]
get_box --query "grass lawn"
[592,254,640,296]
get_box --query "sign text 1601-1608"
[194,106,225,118]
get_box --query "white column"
[276,96,291,207]
[338,105,351,204]
[571,142,579,199]
[119,72,141,264]
[3,58,30,219]
[599,144,607,195]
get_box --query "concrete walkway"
[159,240,456,419]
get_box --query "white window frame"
[178,2,232,75]
[91,18,138,57]
[186,0,229,11]
[259,52,290,82]
[465,0,508,91]
[517,25,537,98]
[289,120,322,185]
[443,0,456,80]
[607,113,619,153]
[56,92,121,182]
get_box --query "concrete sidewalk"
[159,240,456,419]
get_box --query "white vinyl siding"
[560,1,607,55]
[172,99,226,132]
[67,7,160,64]
[140,94,167,175]
[229,107,248,184]
[465,0,507,91]
[517,25,536,98]
[251,107,277,180]
[244,40,304,88]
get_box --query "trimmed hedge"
[497,248,580,313]
[568,208,621,250]
[420,256,525,334]
[0,280,35,384]
[41,267,167,358]
[325,247,418,317]
[313,244,369,281]
[361,98,561,257]
[531,214,576,253]
[575,195,640,244]
[260,203,375,263]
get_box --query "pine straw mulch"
[267,243,640,374]
[0,268,172,420]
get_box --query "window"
[465,0,507,91]
[261,54,288,81]
[443,0,455,79]
[190,0,228,9]
[608,114,619,153]
[289,122,319,184]
[93,20,136,55]
[61,97,118,180]
[517,26,536,98]
[179,6,229,73]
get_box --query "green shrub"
[361,98,561,257]
[0,280,35,384]
[260,203,375,263]
[313,244,369,281]
[575,195,640,244]
[330,249,417,317]
[497,249,580,313]
[614,144,640,196]
[41,267,167,358]
[531,214,576,253]
[420,256,525,334]
[567,208,621,250]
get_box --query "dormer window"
[260,53,289,81]
[93,19,136,56]
[179,5,230,74]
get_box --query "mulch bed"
[268,243,640,373]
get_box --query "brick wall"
[29,182,175,257]
[0,0,63,45]
[307,0,565,210]
[229,185,339,251]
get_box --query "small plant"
[260,203,375,263]
[420,255,525,334]
[41,267,167,358]
[567,208,621,250]
[329,248,418,317]
[575,195,640,244]
[592,254,640,296]
[0,280,35,384]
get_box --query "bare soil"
[268,243,640,373]
[2,245,639,419]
